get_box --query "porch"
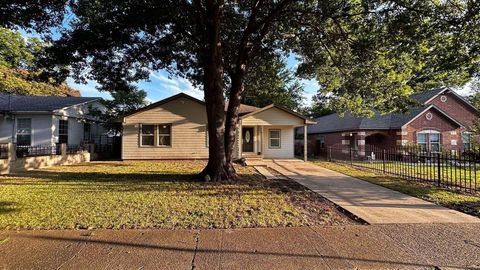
[236,104,315,162]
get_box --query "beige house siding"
[122,97,209,159]
[241,107,304,126]
[262,126,294,159]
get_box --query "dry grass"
[0,161,351,229]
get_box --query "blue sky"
[65,54,320,105]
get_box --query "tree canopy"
[242,56,304,111]
[3,0,479,180]
[0,27,79,96]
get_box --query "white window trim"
[268,129,281,149]
[139,124,156,147]
[417,130,441,152]
[157,124,172,147]
[16,118,33,146]
[462,131,472,151]
[58,119,69,144]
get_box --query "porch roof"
[240,104,316,126]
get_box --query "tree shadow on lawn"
[0,167,295,196]
[0,201,16,214]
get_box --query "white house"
[0,93,106,146]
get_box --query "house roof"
[120,93,259,120]
[240,103,316,124]
[302,87,468,134]
[0,93,100,113]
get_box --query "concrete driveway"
[261,160,480,224]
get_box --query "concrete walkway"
[1,224,480,269]
[261,160,480,224]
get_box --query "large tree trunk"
[224,67,246,166]
[198,0,235,182]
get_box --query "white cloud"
[66,78,112,99]
[148,70,203,100]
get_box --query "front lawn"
[0,161,352,229]
[311,161,480,218]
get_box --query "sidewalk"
[262,160,480,224]
[1,224,480,269]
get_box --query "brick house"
[300,88,478,156]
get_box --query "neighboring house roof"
[0,93,100,113]
[302,87,468,134]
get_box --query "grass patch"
[311,160,480,218]
[0,161,351,229]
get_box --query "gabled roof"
[410,87,446,103]
[121,92,259,119]
[240,104,316,124]
[0,93,100,113]
[303,88,469,134]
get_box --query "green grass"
[0,161,348,229]
[351,161,479,190]
[311,160,480,218]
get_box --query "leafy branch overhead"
[2,0,479,180]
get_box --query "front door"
[242,127,254,152]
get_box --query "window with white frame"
[269,129,281,148]
[58,119,68,144]
[16,118,32,146]
[140,124,155,146]
[463,132,472,151]
[157,124,172,146]
[417,130,441,152]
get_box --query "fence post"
[61,143,67,158]
[382,149,386,173]
[349,147,353,165]
[8,142,16,161]
[437,152,441,187]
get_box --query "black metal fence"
[16,144,61,158]
[322,145,479,193]
[66,144,88,154]
[0,144,8,159]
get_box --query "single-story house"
[0,93,106,146]
[299,87,478,155]
[118,93,315,160]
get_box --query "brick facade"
[306,90,478,155]
[426,92,477,128]
[402,107,463,151]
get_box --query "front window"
[319,136,325,148]
[83,123,91,143]
[463,132,472,151]
[417,130,441,152]
[430,133,440,152]
[158,124,171,146]
[59,119,68,144]
[417,133,428,152]
[16,118,31,146]
[269,129,281,148]
[141,125,155,146]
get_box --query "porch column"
[303,124,307,161]
[260,126,264,156]
[238,120,242,158]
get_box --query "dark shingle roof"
[0,93,100,112]
[301,87,465,135]
[410,87,446,103]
